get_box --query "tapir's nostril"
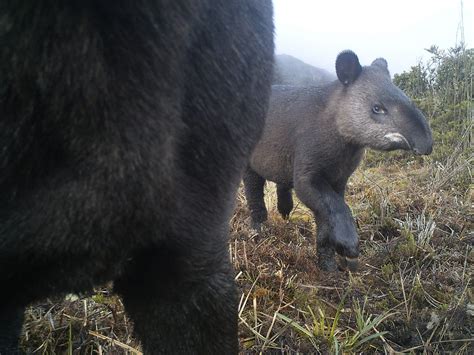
[426,144,433,155]
[414,143,433,155]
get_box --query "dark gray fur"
[244,50,432,271]
[0,1,274,353]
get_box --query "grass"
[232,150,472,353]
[18,146,473,353]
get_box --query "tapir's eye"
[372,105,386,114]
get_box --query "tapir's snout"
[413,140,433,155]
[410,119,433,156]
[398,104,433,156]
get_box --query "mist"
[274,0,473,75]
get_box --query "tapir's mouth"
[383,133,412,150]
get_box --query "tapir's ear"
[372,58,390,77]
[335,50,362,85]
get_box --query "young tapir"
[244,50,433,272]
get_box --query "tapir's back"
[250,84,334,185]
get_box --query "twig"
[88,330,142,354]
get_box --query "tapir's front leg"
[294,174,359,271]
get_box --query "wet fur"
[0,1,274,353]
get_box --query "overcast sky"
[273,0,474,76]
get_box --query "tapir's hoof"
[339,256,359,272]
[318,256,338,272]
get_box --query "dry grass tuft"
[21,288,141,354]
[19,154,473,353]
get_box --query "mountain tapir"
[244,50,433,272]
[0,1,274,353]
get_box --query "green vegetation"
[367,44,473,166]
[20,45,472,353]
[233,44,472,353]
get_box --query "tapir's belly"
[250,140,294,186]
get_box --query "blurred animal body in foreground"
[0,1,274,353]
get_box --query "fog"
[274,0,474,76]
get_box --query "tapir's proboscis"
[245,50,433,272]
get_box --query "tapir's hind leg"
[243,168,268,230]
[277,185,293,219]
[114,241,238,354]
[0,306,24,353]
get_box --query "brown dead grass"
[19,154,473,354]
